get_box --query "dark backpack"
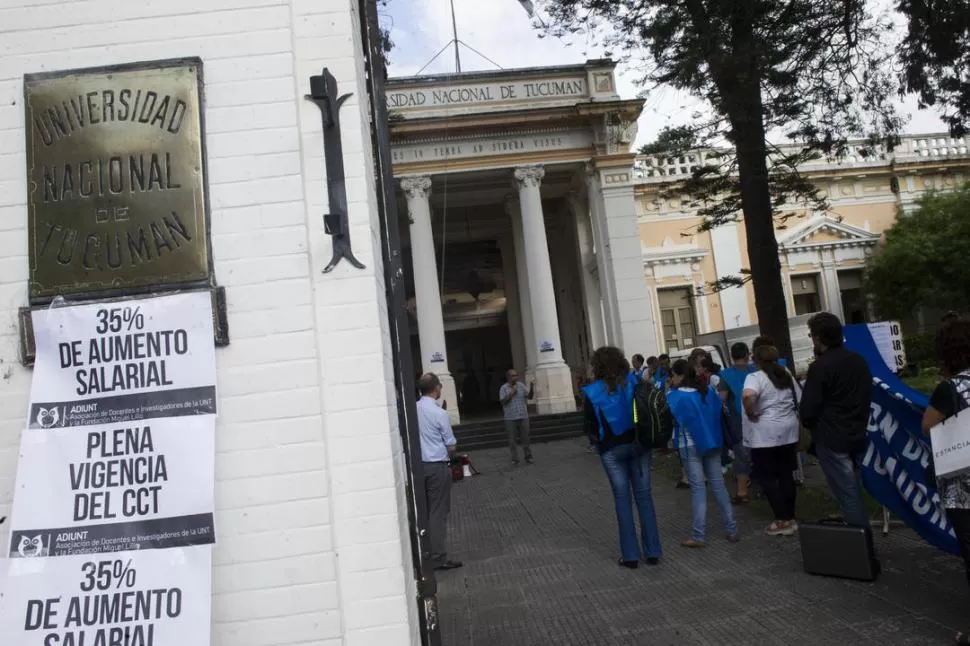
[632,382,674,450]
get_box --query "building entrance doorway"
[448,325,513,419]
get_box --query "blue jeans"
[681,445,737,541]
[815,442,870,529]
[600,443,663,561]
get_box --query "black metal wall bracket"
[306,69,366,273]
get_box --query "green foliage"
[638,125,697,155]
[903,332,937,368]
[539,0,902,228]
[376,0,394,57]
[867,184,970,320]
[537,0,903,361]
[902,366,942,395]
[898,0,970,136]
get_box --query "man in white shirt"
[416,373,462,571]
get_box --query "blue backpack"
[582,380,635,440]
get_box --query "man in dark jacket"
[799,312,872,529]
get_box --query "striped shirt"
[499,382,529,420]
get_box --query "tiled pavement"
[436,438,968,645]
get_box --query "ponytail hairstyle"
[752,345,793,390]
[671,358,708,402]
[590,345,630,393]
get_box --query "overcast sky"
[381,0,948,147]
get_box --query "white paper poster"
[27,292,217,426]
[0,546,212,646]
[868,320,907,372]
[1,292,218,645]
[7,416,215,556]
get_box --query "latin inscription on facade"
[387,77,588,112]
[392,131,593,165]
[24,59,210,300]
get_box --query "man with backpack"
[719,343,754,503]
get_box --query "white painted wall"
[0,1,419,644]
[709,222,751,329]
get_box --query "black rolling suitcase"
[798,519,881,582]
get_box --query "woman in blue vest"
[583,346,662,568]
[667,359,739,547]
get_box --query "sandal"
[731,495,750,504]
[675,481,690,489]
[680,539,706,548]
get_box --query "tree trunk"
[728,88,795,365]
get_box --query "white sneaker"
[765,521,796,537]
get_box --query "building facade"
[1,7,968,642]
[636,136,970,351]
[388,62,970,420]
[1,1,423,644]
[388,62,659,423]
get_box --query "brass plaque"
[25,59,211,301]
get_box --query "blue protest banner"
[843,324,959,555]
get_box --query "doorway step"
[453,412,585,451]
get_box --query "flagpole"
[449,0,461,72]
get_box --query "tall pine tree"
[899,0,970,136]
[538,0,901,361]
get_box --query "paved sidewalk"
[437,439,968,645]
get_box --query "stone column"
[498,237,527,376]
[513,165,576,414]
[401,175,459,424]
[548,215,579,368]
[508,197,537,390]
[590,165,660,357]
[567,192,607,350]
[821,260,844,320]
[586,170,622,345]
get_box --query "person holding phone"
[500,368,535,465]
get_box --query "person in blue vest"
[583,346,663,568]
[631,353,647,382]
[654,353,670,391]
[667,359,739,548]
[718,342,753,503]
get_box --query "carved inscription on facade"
[387,78,588,111]
[392,132,592,165]
[24,59,210,300]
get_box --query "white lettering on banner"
[387,78,588,111]
[392,131,592,165]
[0,292,218,646]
